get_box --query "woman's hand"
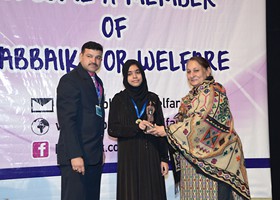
[161,161,169,176]
[146,124,167,137]
[138,120,154,131]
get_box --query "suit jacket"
[56,63,105,166]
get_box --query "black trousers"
[218,181,234,200]
[60,164,102,200]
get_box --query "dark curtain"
[267,0,280,199]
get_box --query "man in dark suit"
[56,41,105,200]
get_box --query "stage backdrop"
[0,0,271,199]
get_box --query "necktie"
[89,72,100,91]
[91,75,102,105]
[91,75,98,89]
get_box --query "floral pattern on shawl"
[167,78,250,200]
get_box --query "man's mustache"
[89,63,98,67]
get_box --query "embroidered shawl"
[167,78,250,200]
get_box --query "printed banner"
[0,0,271,198]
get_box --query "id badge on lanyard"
[96,105,103,117]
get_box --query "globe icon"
[31,118,50,135]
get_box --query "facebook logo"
[32,141,49,158]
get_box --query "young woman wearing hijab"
[152,56,251,200]
[108,59,169,200]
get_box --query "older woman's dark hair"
[188,56,210,70]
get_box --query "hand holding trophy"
[146,101,155,131]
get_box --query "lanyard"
[92,76,102,105]
[131,98,147,119]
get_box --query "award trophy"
[146,101,155,130]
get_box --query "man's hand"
[71,157,85,175]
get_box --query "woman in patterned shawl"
[151,56,250,200]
